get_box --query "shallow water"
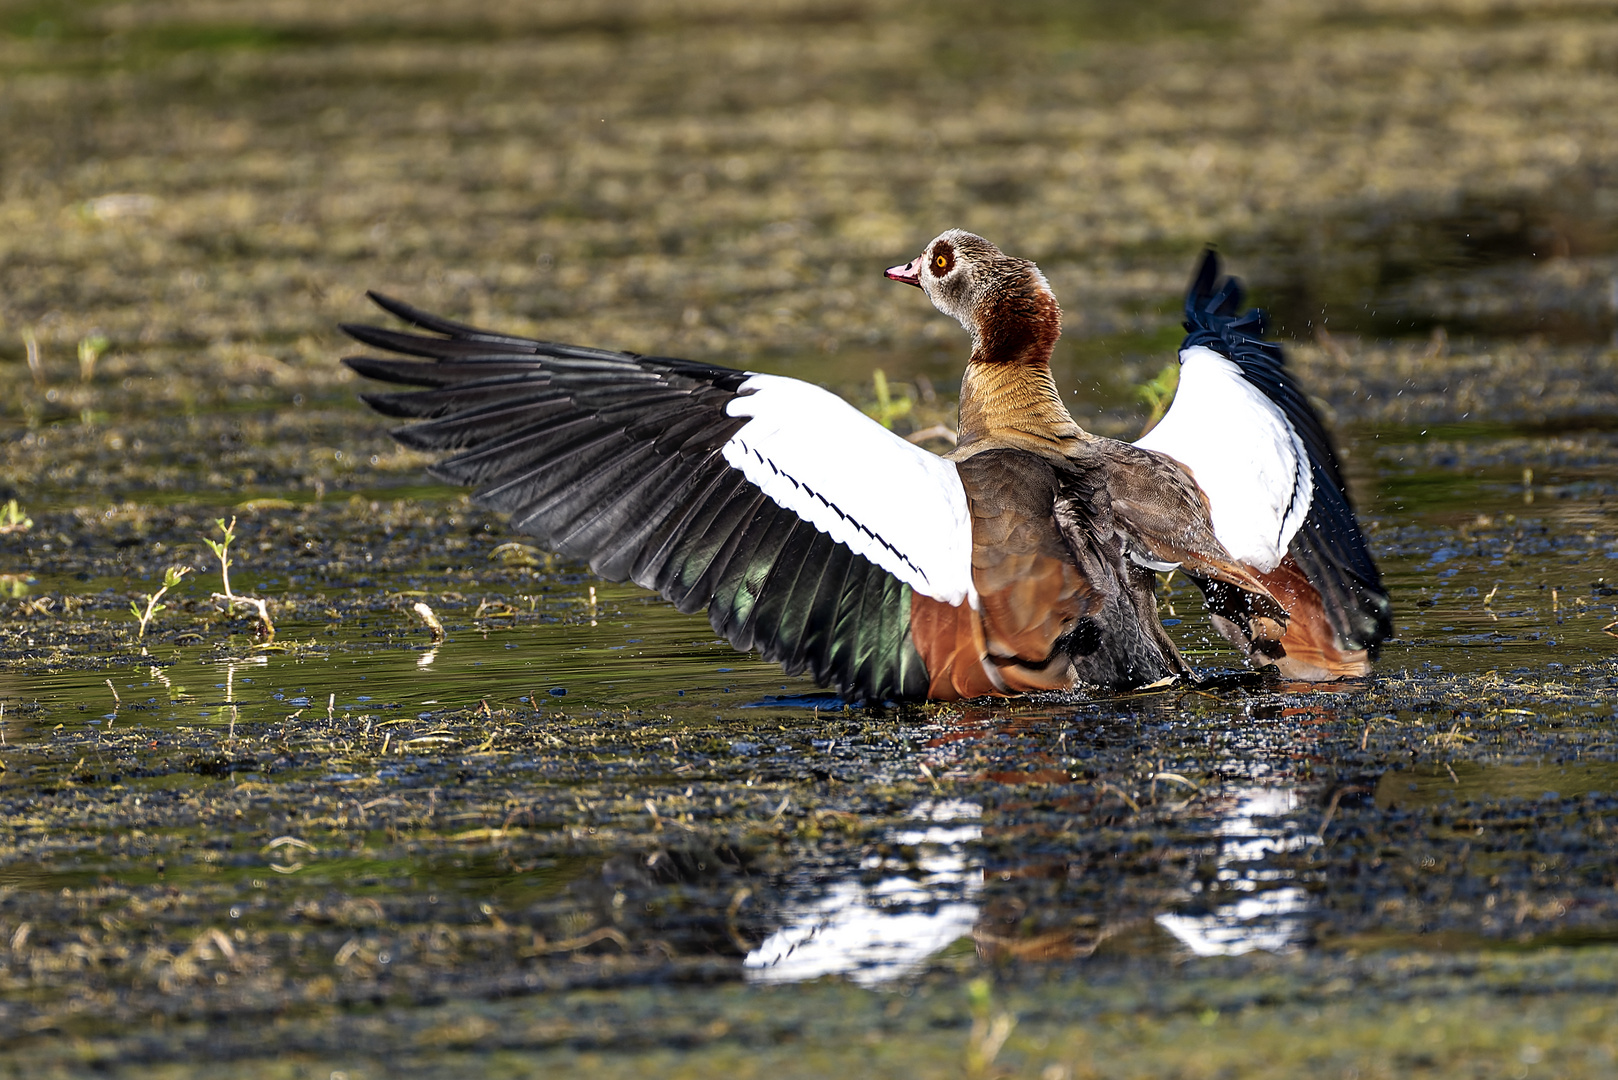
[4,325,1618,1080]
[4,396,1617,1052]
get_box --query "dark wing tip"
[364,291,487,337]
[1181,249,1266,342]
[340,322,465,359]
[1183,247,1222,330]
[360,292,557,351]
[339,321,386,347]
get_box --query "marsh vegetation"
[2,0,1618,1075]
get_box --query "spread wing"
[341,292,975,701]
[1135,251,1393,655]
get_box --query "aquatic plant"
[22,329,43,388]
[965,977,1017,1077]
[863,369,912,430]
[129,564,193,642]
[1135,361,1180,435]
[0,499,31,536]
[866,368,960,444]
[77,335,109,384]
[205,516,275,642]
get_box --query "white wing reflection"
[745,798,982,985]
[1155,786,1319,956]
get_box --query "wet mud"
[3,0,1618,1076]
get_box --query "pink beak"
[885,256,923,288]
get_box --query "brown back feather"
[960,453,1098,666]
[909,449,1192,698]
[1064,438,1287,623]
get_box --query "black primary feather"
[1179,250,1393,653]
[342,293,927,702]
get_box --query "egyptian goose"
[1135,251,1393,679]
[340,230,1282,701]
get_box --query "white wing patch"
[1135,345,1311,572]
[722,373,976,606]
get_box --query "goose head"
[886,229,1062,364]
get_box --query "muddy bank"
[3,0,1618,1075]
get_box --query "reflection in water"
[749,787,1325,980]
[1156,787,1319,957]
[745,799,982,985]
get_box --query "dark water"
[5,405,1616,1030]
[4,249,1618,1074]
[2,1,1618,1071]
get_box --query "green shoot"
[204,517,237,598]
[130,565,194,642]
[207,516,275,642]
[23,329,43,388]
[865,368,913,430]
[78,335,109,384]
[0,499,32,536]
[965,977,1017,1077]
[1136,361,1180,435]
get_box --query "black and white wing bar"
[342,293,975,702]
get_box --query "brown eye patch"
[929,241,955,277]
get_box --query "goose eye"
[929,242,955,277]
[934,255,948,269]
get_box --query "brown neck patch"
[973,268,1062,367]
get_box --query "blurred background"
[2,0,1616,471]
